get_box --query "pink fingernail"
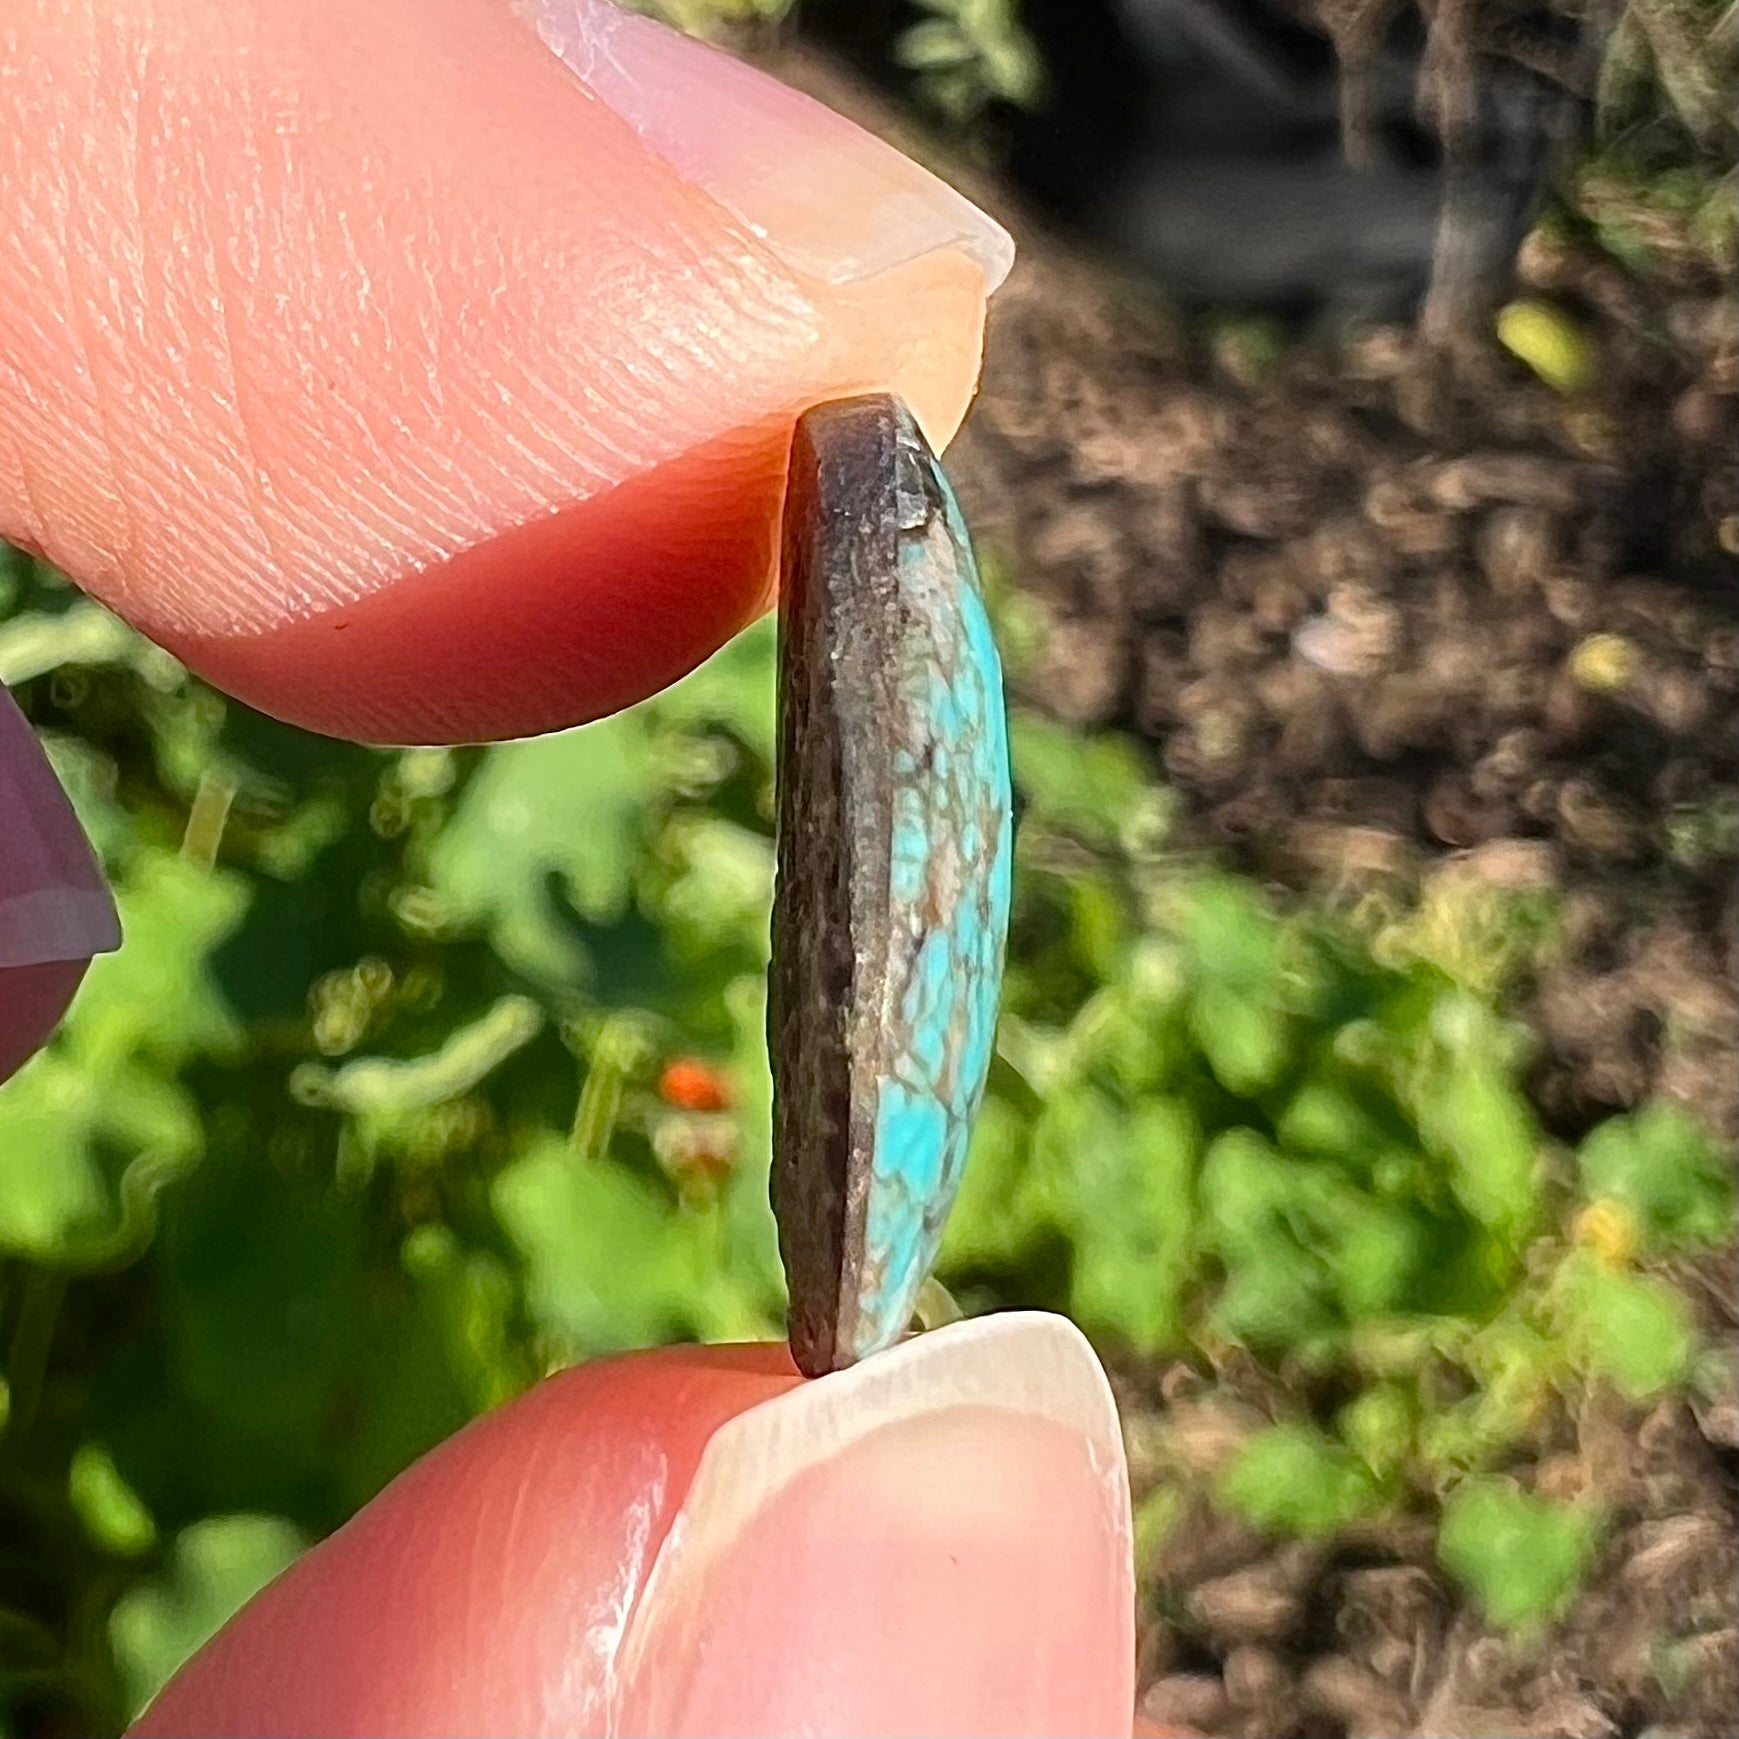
[513,0,1013,293]
[620,1314,1135,1736]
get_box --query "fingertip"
[0,956,90,1086]
[622,1315,1136,1737]
[2,0,1002,744]
[126,1343,805,1737]
[127,1324,1132,1737]
[1,681,119,1083]
[525,0,1012,299]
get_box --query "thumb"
[0,0,1009,745]
[128,1317,1137,1737]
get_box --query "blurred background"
[1,2,1735,1734]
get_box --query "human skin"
[128,1318,1142,1737]
[0,0,1009,1077]
[0,3,1192,1733]
[0,0,1009,746]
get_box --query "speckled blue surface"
[850,405,1013,1360]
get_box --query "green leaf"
[397,1230,525,1415]
[1188,981,1290,1098]
[69,849,248,1067]
[653,817,774,954]
[1009,716,1164,852]
[1325,1196,1425,1319]
[1576,1105,1735,1254]
[0,1049,199,1259]
[1198,1127,1293,1252]
[1065,1096,1199,1354]
[644,618,776,759]
[1438,1479,1596,1628]
[941,1094,1045,1271]
[494,1135,776,1356]
[1172,877,1281,993]
[1277,1076,1392,1162]
[35,729,133,863]
[494,1138,684,1354]
[1091,987,1190,1098]
[1133,1483,1185,1566]
[1558,1255,1696,1400]
[1212,1253,1334,1349]
[898,17,973,69]
[110,1515,306,1720]
[425,719,659,984]
[69,1445,157,1556]
[1219,1423,1382,1536]
[1337,1386,1415,1479]
[1419,1062,1537,1238]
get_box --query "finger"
[128,1316,1135,1738]
[0,681,119,1083]
[1,0,1009,745]
[616,1317,1133,1734]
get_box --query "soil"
[954,219,1739,1737]
[959,220,1739,1736]
[773,47,1738,1739]
[1115,1348,1739,1738]
[949,199,1738,1149]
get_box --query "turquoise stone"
[768,395,1013,1376]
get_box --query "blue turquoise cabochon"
[769,394,1013,1377]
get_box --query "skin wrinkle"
[464,352,618,502]
[491,1426,545,1723]
[510,369,640,478]
[0,401,47,552]
[209,161,305,607]
[273,184,797,633]
[309,361,466,584]
[4,0,994,746]
[93,9,209,589]
[258,198,437,608]
[17,63,128,587]
[493,1434,538,1611]
[564,165,819,421]
[314,200,498,564]
[460,1455,495,1723]
[89,4,355,620]
[78,11,279,613]
[62,221,144,590]
[34,0,808,605]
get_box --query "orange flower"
[658,1057,733,1115]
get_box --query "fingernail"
[512,0,1013,294]
[619,1314,1135,1735]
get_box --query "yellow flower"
[1572,1198,1639,1267]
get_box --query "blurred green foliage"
[892,0,1044,122]
[636,0,796,43]
[641,0,1044,122]
[1438,1477,1600,1632]
[2,541,1733,1730]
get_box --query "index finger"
[0,0,1009,744]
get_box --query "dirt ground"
[775,47,1738,1738]
[951,203,1738,1149]
[953,208,1739,1739]
[957,195,1738,1739]
[1114,1358,1737,1738]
